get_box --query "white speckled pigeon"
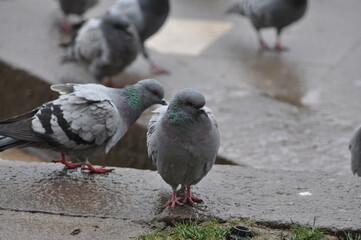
[107,0,170,74]
[147,89,220,207]
[57,0,99,31]
[227,0,307,51]
[0,79,166,173]
[63,14,139,86]
[349,126,361,177]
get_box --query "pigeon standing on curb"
[62,14,139,87]
[0,79,166,173]
[349,126,361,177]
[147,89,220,207]
[226,0,307,51]
[107,0,170,74]
[57,0,99,31]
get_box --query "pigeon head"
[167,89,207,124]
[134,79,166,108]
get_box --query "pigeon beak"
[160,99,167,105]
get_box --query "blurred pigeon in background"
[0,79,166,173]
[227,0,307,51]
[107,0,170,74]
[147,89,220,207]
[62,14,139,87]
[349,126,361,177]
[57,0,99,31]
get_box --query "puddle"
[245,55,306,107]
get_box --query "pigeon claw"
[183,195,203,205]
[150,62,169,75]
[52,153,82,169]
[61,22,73,33]
[274,43,288,52]
[163,191,183,208]
[163,198,183,208]
[52,159,82,169]
[82,163,114,174]
[183,186,203,205]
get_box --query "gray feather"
[227,0,307,31]
[106,0,170,59]
[147,89,220,190]
[63,15,139,82]
[0,79,165,163]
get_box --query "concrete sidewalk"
[0,160,360,239]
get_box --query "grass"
[136,219,359,240]
[136,220,230,240]
[339,232,361,240]
[288,223,325,240]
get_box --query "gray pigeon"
[57,0,99,31]
[227,0,307,51]
[147,89,220,207]
[0,79,166,173]
[349,126,361,176]
[63,14,139,86]
[107,0,170,74]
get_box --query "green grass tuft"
[340,232,361,240]
[288,223,325,240]
[136,220,230,240]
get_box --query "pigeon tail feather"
[0,136,28,152]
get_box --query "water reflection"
[245,55,305,107]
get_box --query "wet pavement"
[1,0,361,175]
[0,160,360,239]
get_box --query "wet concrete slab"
[0,210,149,240]
[0,160,360,234]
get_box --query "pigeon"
[147,89,220,207]
[226,0,307,51]
[57,0,99,31]
[349,125,361,177]
[107,0,170,74]
[62,14,139,86]
[0,79,166,173]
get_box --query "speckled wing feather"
[71,18,103,62]
[146,105,167,168]
[32,83,123,153]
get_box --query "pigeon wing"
[32,84,122,152]
[146,105,167,168]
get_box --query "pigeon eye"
[151,90,158,96]
[186,102,193,107]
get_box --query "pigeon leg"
[163,190,183,208]
[82,162,114,174]
[61,21,73,33]
[52,153,82,169]
[183,186,203,205]
[103,77,115,88]
[257,31,269,50]
[274,29,288,51]
[150,60,169,75]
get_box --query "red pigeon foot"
[82,163,114,174]
[163,191,183,208]
[52,153,81,169]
